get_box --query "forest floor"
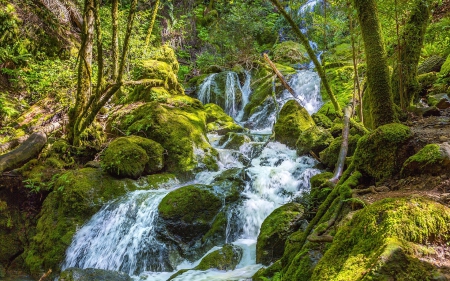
[354,108,450,278]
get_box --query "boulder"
[352,123,413,181]
[312,113,333,129]
[401,143,450,177]
[24,168,139,276]
[59,267,132,281]
[427,93,450,109]
[319,134,361,169]
[196,244,243,270]
[296,126,334,156]
[218,132,251,150]
[204,103,246,134]
[274,100,315,148]
[101,136,164,179]
[273,41,308,65]
[256,203,304,265]
[311,197,450,281]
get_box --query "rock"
[312,113,333,129]
[157,184,223,260]
[274,100,315,148]
[417,55,445,74]
[101,136,164,179]
[59,267,132,281]
[408,104,441,117]
[204,103,246,134]
[319,134,361,169]
[218,132,251,150]
[352,123,413,181]
[417,72,438,96]
[428,93,450,109]
[84,160,101,169]
[24,168,139,276]
[196,244,243,270]
[273,41,308,65]
[401,143,450,176]
[311,197,450,281]
[107,98,218,174]
[212,168,246,203]
[256,203,304,265]
[296,126,334,156]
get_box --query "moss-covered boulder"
[256,203,304,265]
[308,172,334,215]
[312,113,333,129]
[274,100,315,148]
[311,197,450,280]
[296,126,334,156]
[319,134,361,169]
[352,123,413,181]
[59,267,132,281]
[273,41,308,65]
[107,98,218,175]
[101,136,164,179]
[427,93,450,109]
[196,244,243,270]
[204,103,246,134]
[401,143,450,177]
[212,168,246,203]
[218,132,251,150]
[24,168,139,277]
[157,184,223,260]
[439,54,450,77]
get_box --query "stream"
[60,66,323,280]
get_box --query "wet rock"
[196,244,243,270]
[218,132,251,150]
[205,103,246,134]
[256,203,304,265]
[59,267,132,281]
[428,93,450,109]
[296,126,334,156]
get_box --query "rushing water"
[62,66,323,280]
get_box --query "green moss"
[439,54,450,77]
[274,100,315,148]
[24,168,139,276]
[401,143,450,176]
[158,184,221,224]
[140,174,178,190]
[205,103,246,134]
[218,132,251,150]
[196,244,243,271]
[352,123,412,181]
[309,172,334,209]
[256,203,304,265]
[319,134,361,169]
[311,197,450,281]
[108,99,218,175]
[296,126,334,156]
[312,113,333,129]
[272,41,308,65]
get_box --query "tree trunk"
[144,0,160,49]
[269,0,342,116]
[354,0,396,128]
[392,0,431,108]
[0,132,47,173]
[111,0,119,80]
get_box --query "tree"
[353,0,396,128]
[391,0,432,109]
[67,0,164,145]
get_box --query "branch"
[330,105,352,184]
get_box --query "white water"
[197,71,252,119]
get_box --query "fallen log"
[329,105,352,184]
[0,132,47,173]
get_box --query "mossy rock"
[59,267,132,281]
[196,244,243,270]
[211,168,246,203]
[218,132,251,150]
[24,168,138,277]
[418,72,438,96]
[157,184,222,242]
[107,99,218,175]
[273,41,308,65]
[319,134,361,169]
[148,44,180,74]
[101,137,161,179]
[204,103,246,134]
[309,172,334,212]
[256,202,304,265]
[417,55,445,75]
[311,197,450,281]
[352,123,413,181]
[312,113,333,129]
[427,93,450,109]
[274,100,315,148]
[296,126,334,156]
[401,143,450,177]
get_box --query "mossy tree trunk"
[111,0,119,80]
[391,0,432,109]
[144,0,160,49]
[354,0,396,128]
[68,0,140,146]
[269,0,342,116]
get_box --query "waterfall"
[197,71,251,119]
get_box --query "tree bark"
[330,105,351,184]
[392,0,431,108]
[111,0,119,80]
[144,0,160,49]
[269,0,342,116]
[0,132,47,173]
[263,53,300,102]
[354,0,396,128]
